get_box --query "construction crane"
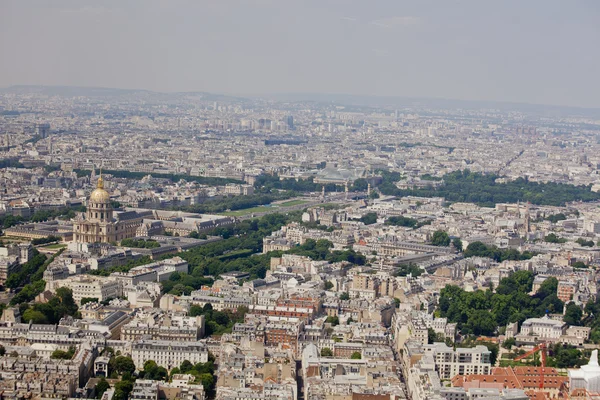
[514,342,547,389]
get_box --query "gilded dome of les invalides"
[89,175,110,203]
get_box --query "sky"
[1,0,599,108]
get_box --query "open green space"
[43,243,67,250]
[278,200,310,207]
[219,206,272,216]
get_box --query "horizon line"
[2,83,600,112]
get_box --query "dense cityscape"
[2,1,600,399]
[1,85,600,400]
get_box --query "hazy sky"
[1,0,599,108]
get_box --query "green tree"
[544,233,567,243]
[576,238,594,247]
[431,230,451,246]
[324,281,334,290]
[340,292,350,300]
[113,380,133,400]
[427,328,438,344]
[321,347,333,357]
[564,302,583,326]
[385,216,418,228]
[95,377,110,399]
[199,373,215,393]
[325,316,339,326]
[393,263,423,277]
[480,342,499,365]
[452,238,463,251]
[359,212,378,225]
[502,338,516,350]
[547,344,586,368]
[51,349,67,360]
[114,356,136,375]
[81,297,99,305]
[180,360,194,373]
[22,309,48,324]
[572,261,588,269]
[350,352,362,360]
[465,310,497,336]
[537,277,558,298]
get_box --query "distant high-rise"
[286,115,294,130]
[37,123,50,138]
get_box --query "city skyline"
[1,0,599,108]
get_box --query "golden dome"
[89,175,110,203]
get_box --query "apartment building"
[131,340,209,371]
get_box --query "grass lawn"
[220,206,272,216]
[278,200,310,207]
[44,243,67,249]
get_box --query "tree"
[564,302,583,326]
[359,213,378,225]
[480,342,499,365]
[547,344,586,368]
[393,298,401,308]
[142,360,167,381]
[465,310,497,336]
[324,281,334,290]
[0,345,4,356]
[572,261,588,269]
[576,238,594,247]
[431,230,451,246]
[385,216,418,228]
[22,309,48,324]
[537,277,558,298]
[351,352,362,360]
[544,233,567,243]
[340,292,350,300]
[95,378,110,399]
[394,263,423,277]
[428,328,437,344]
[452,238,463,252]
[81,297,99,305]
[321,347,333,357]
[113,380,133,400]
[325,316,339,326]
[114,356,136,375]
[199,373,215,393]
[51,350,70,360]
[180,360,194,373]
[502,338,516,350]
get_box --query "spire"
[97,167,104,189]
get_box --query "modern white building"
[426,343,492,380]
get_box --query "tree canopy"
[438,271,563,336]
[377,169,600,206]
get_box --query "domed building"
[73,175,143,243]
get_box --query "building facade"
[73,175,141,243]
